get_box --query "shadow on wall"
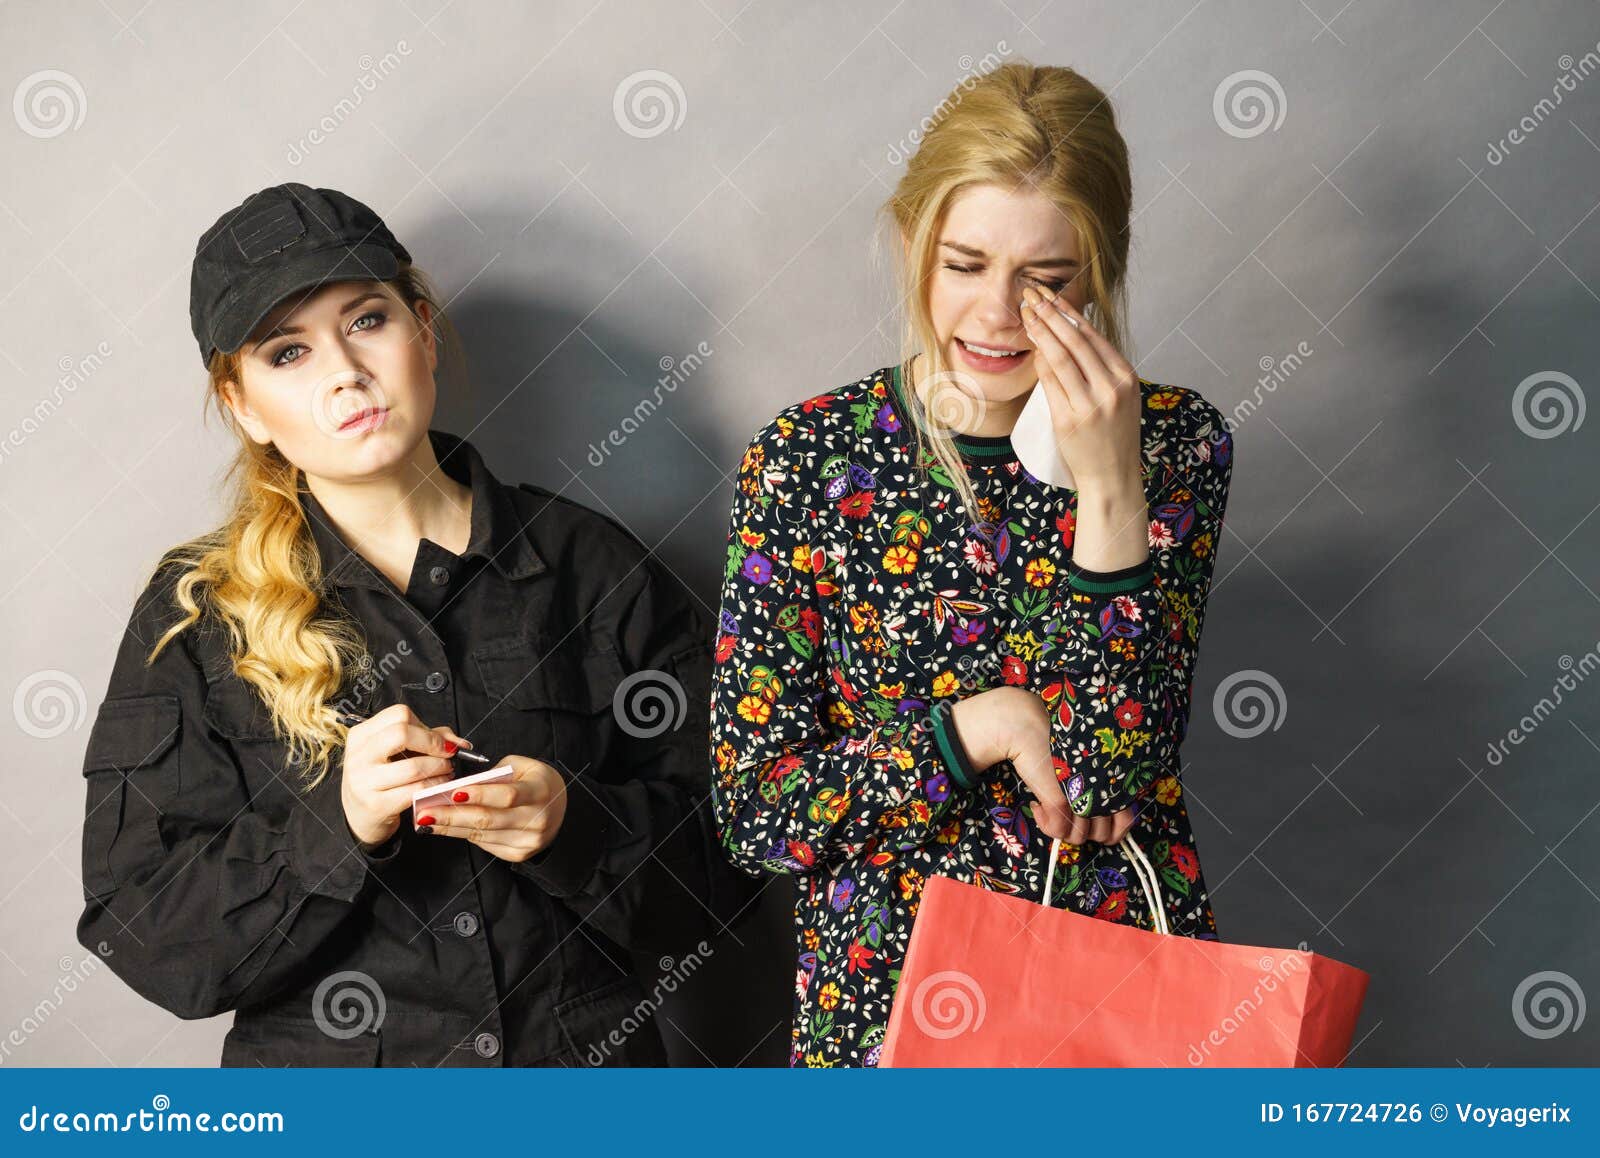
[416,204,795,1066]
[1191,137,1598,1065]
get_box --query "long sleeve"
[511,539,763,954]
[710,422,981,879]
[1037,395,1235,817]
[76,562,400,1021]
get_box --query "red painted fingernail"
[452,791,469,803]
[443,740,458,755]
[416,815,435,827]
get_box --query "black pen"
[335,710,494,765]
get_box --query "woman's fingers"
[1021,288,1091,413]
[1047,805,1141,847]
[1046,293,1136,386]
[437,781,520,809]
[375,774,453,816]
[399,722,459,759]
[417,802,513,833]
[369,752,454,791]
[1010,739,1071,841]
[1039,292,1112,386]
[1034,803,1143,846]
[1029,288,1109,395]
[1094,807,1139,845]
[360,719,452,763]
[348,703,418,750]
[420,816,544,846]
[1031,797,1074,841]
[428,723,473,751]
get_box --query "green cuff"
[1067,557,1154,595]
[929,704,982,792]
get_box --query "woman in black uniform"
[76,182,753,1066]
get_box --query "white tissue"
[1009,381,1075,489]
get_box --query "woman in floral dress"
[709,62,1235,1067]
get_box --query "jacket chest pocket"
[201,679,306,808]
[472,634,626,775]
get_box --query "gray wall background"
[2,0,1597,1066]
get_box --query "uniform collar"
[303,428,547,593]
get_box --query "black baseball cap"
[188,182,412,367]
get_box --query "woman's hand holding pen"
[341,703,470,849]
[412,755,568,863]
[949,687,1137,847]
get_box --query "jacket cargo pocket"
[554,976,669,1067]
[474,634,626,773]
[80,693,181,900]
[221,1013,382,1067]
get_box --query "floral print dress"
[709,360,1235,1067]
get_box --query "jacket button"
[453,911,479,937]
[429,565,450,586]
[425,671,448,693]
[474,1032,500,1059]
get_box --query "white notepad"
[412,764,517,812]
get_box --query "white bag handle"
[1043,833,1170,936]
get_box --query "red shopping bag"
[881,835,1370,1067]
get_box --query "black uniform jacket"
[76,428,756,1066]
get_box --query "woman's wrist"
[1070,476,1150,575]
[946,696,995,775]
[947,687,1035,774]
